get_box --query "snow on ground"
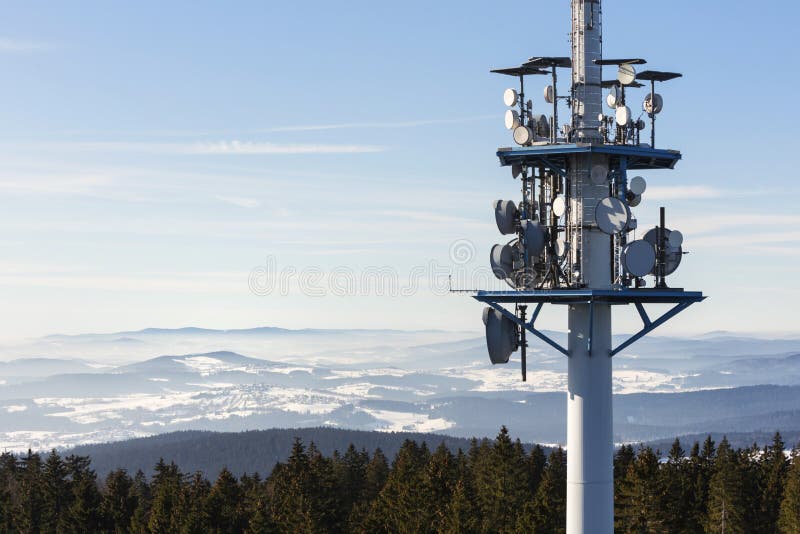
[361,408,455,433]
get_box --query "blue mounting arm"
[610,300,696,356]
[485,301,570,357]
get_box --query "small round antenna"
[643,227,683,275]
[621,240,656,277]
[505,109,521,130]
[628,194,642,207]
[616,105,631,126]
[482,307,519,365]
[490,243,514,280]
[594,197,631,234]
[591,164,609,185]
[617,63,636,86]
[668,230,684,248]
[522,220,546,257]
[503,88,519,107]
[544,85,554,104]
[606,86,620,109]
[552,196,566,217]
[493,200,518,235]
[513,125,533,146]
[643,93,664,114]
[629,176,647,196]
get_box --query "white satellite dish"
[629,194,642,207]
[493,200,518,235]
[594,197,631,234]
[552,196,566,217]
[591,164,609,185]
[544,85,554,104]
[483,307,519,365]
[513,125,533,146]
[622,240,656,277]
[521,220,546,258]
[643,228,683,275]
[616,105,631,126]
[511,163,523,179]
[629,176,647,196]
[503,88,519,107]
[490,243,515,280]
[606,86,621,109]
[617,63,636,86]
[505,109,521,130]
[643,93,664,114]
[668,230,684,248]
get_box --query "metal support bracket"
[485,301,570,357]
[610,301,694,356]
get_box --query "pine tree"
[615,446,663,533]
[41,450,68,532]
[423,442,457,532]
[779,445,800,533]
[659,439,693,534]
[148,458,184,533]
[101,469,136,533]
[128,469,151,533]
[706,437,746,533]
[207,468,243,533]
[14,450,44,533]
[60,454,103,534]
[442,478,478,534]
[531,447,567,534]
[178,471,211,534]
[363,439,432,533]
[758,432,788,533]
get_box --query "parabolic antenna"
[544,85,554,104]
[621,240,656,277]
[643,227,683,275]
[521,220,546,257]
[552,196,566,217]
[482,307,519,365]
[513,125,533,146]
[606,86,620,109]
[505,109,521,130]
[616,105,631,126]
[490,243,514,280]
[591,164,609,185]
[595,197,631,234]
[643,93,664,114]
[617,63,636,86]
[628,194,642,207]
[536,114,550,138]
[493,199,518,235]
[511,163,523,179]
[503,88,519,107]
[668,230,684,248]
[629,176,647,196]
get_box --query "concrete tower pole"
[567,1,614,534]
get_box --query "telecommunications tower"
[473,1,704,532]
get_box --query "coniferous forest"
[2,427,800,533]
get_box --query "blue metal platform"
[496,143,681,171]
[473,288,705,357]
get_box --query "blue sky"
[0,0,798,340]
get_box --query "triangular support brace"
[609,300,696,357]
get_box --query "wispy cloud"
[645,185,722,200]
[47,140,385,155]
[215,195,260,208]
[0,38,49,53]
[186,141,385,155]
[261,115,496,133]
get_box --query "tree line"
[1,427,800,533]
